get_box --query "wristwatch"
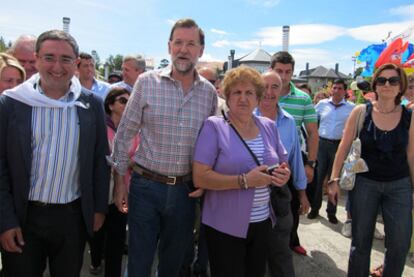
[306,160,317,169]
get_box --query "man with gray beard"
[110,18,217,277]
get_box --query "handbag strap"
[354,104,366,138]
[222,110,261,166]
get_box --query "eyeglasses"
[115,97,128,105]
[38,55,76,65]
[376,76,400,86]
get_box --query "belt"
[320,137,341,144]
[132,163,192,185]
[28,198,81,208]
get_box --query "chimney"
[335,63,339,75]
[228,49,235,70]
[282,25,290,52]
[306,63,309,76]
[62,17,71,33]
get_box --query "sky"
[1,0,414,75]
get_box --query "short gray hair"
[123,55,146,71]
[8,34,36,55]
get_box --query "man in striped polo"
[270,51,319,256]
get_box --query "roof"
[299,65,349,79]
[238,48,271,63]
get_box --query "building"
[223,48,271,73]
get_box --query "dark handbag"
[222,111,291,217]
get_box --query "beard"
[172,56,198,75]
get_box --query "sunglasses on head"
[115,97,128,104]
[375,76,400,86]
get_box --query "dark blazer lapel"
[16,102,33,175]
[76,94,93,173]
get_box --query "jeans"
[127,172,196,277]
[348,176,412,277]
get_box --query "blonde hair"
[0,53,26,80]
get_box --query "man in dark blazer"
[0,30,110,277]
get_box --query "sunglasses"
[375,76,400,86]
[115,97,128,105]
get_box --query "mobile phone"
[267,164,279,175]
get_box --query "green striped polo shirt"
[279,82,317,128]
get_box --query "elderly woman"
[0,53,25,93]
[89,87,139,277]
[328,63,414,277]
[193,66,291,277]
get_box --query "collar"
[328,97,346,107]
[160,65,201,85]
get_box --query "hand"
[298,190,310,215]
[93,213,105,231]
[189,188,204,198]
[270,162,291,187]
[327,182,340,205]
[305,165,314,183]
[114,174,128,214]
[0,227,24,253]
[246,165,273,188]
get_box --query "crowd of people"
[0,17,413,277]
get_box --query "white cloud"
[246,0,281,8]
[75,0,112,11]
[212,40,231,47]
[211,28,228,35]
[199,53,223,62]
[165,19,176,26]
[258,24,346,47]
[390,4,414,19]
[347,21,414,42]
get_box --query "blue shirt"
[255,107,307,190]
[315,98,355,140]
[91,78,110,99]
[29,81,81,203]
[107,81,133,94]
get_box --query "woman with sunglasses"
[328,63,414,277]
[89,87,140,277]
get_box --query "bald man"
[256,71,308,277]
[8,35,37,79]
[198,67,227,115]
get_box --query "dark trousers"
[268,209,295,277]
[2,200,86,277]
[288,182,301,248]
[312,139,339,215]
[90,204,127,277]
[205,219,271,277]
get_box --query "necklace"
[375,104,397,114]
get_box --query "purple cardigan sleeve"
[193,118,219,168]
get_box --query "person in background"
[7,35,37,79]
[308,79,354,224]
[107,72,123,84]
[270,51,318,256]
[0,53,25,94]
[313,91,329,105]
[297,83,312,97]
[257,71,308,277]
[328,63,413,277]
[402,73,414,109]
[109,55,145,92]
[193,66,290,277]
[89,88,139,277]
[77,52,110,99]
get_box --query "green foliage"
[105,54,124,73]
[0,36,8,52]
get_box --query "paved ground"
[2,192,414,276]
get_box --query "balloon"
[357,43,386,77]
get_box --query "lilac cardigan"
[193,115,288,238]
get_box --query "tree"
[91,50,100,70]
[0,36,8,52]
[354,67,363,77]
[105,54,124,73]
